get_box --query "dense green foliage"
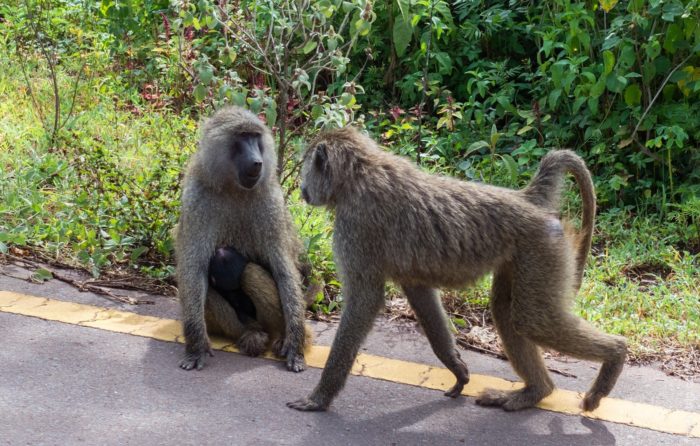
[0,1,697,360]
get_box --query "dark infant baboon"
[288,127,626,412]
[176,106,309,372]
[210,247,258,324]
[209,246,315,356]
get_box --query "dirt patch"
[628,343,700,383]
[621,262,673,283]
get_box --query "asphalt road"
[1,264,698,445]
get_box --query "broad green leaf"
[606,73,627,93]
[452,318,467,328]
[32,268,53,283]
[601,35,621,50]
[661,1,684,21]
[643,62,657,83]
[581,72,596,83]
[624,84,642,106]
[225,48,237,65]
[434,52,452,74]
[603,50,615,75]
[645,40,661,60]
[265,105,278,128]
[548,89,562,109]
[199,67,214,85]
[232,92,246,107]
[517,125,533,136]
[588,96,599,114]
[130,246,148,262]
[619,44,636,69]
[327,37,338,51]
[551,62,564,87]
[193,84,207,102]
[466,141,490,155]
[500,154,518,182]
[396,0,410,20]
[664,24,683,53]
[342,1,355,13]
[590,76,606,98]
[311,104,323,120]
[247,97,262,113]
[340,92,354,106]
[302,41,318,55]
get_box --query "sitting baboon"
[176,106,309,372]
[288,127,626,412]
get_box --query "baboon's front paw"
[582,391,604,412]
[475,389,509,407]
[287,396,328,412]
[286,352,306,372]
[237,330,269,357]
[279,337,306,372]
[444,363,470,397]
[179,349,213,371]
[444,376,469,398]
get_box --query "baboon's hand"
[279,337,306,372]
[581,391,604,412]
[179,348,213,371]
[286,396,328,412]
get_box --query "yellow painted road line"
[1,290,699,438]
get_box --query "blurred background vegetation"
[0,0,698,373]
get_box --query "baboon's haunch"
[176,106,308,372]
[289,127,626,412]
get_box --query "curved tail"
[522,150,596,290]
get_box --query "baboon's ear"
[314,143,328,170]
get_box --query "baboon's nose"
[248,161,262,177]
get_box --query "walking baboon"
[176,106,308,372]
[288,127,626,412]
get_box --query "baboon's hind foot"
[476,386,552,411]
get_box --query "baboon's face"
[300,143,333,206]
[230,132,265,189]
[207,130,267,190]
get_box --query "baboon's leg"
[476,266,555,411]
[402,285,470,397]
[269,251,307,372]
[525,313,626,411]
[205,289,269,357]
[509,256,627,412]
[288,276,385,411]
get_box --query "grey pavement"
[0,263,698,445]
